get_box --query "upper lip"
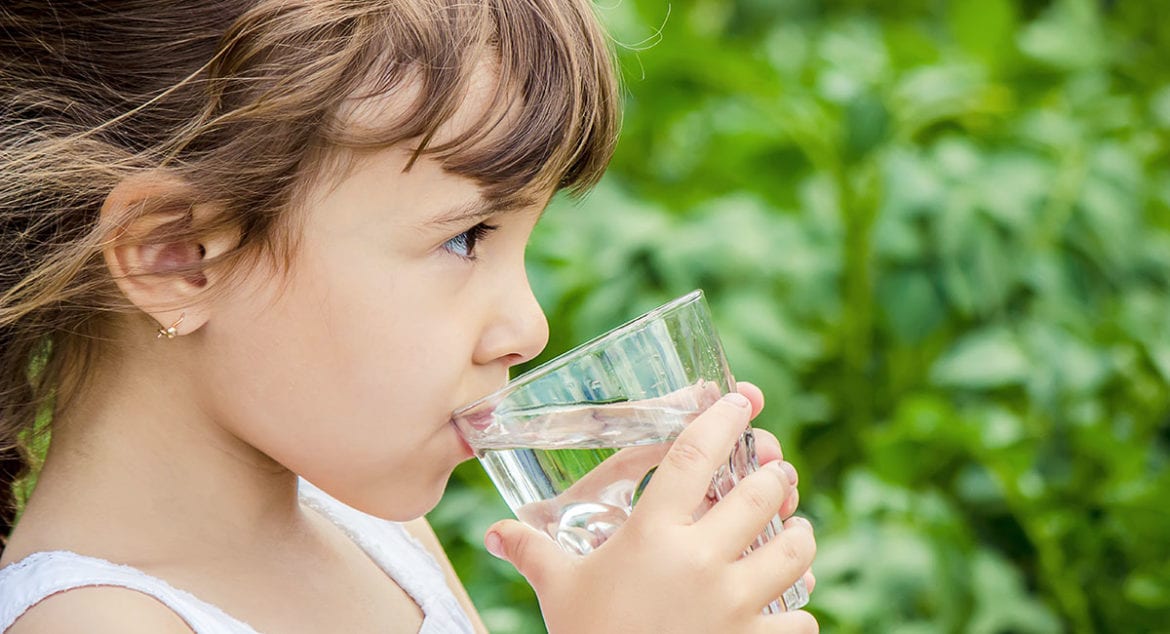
[454,376,510,414]
[450,405,495,433]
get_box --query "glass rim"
[452,289,706,417]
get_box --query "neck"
[5,340,302,566]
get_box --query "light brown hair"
[0,0,619,545]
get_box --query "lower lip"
[451,421,476,458]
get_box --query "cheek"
[196,258,472,515]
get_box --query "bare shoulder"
[8,586,194,634]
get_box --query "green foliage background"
[430,0,1170,631]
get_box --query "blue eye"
[442,223,498,260]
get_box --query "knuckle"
[779,532,808,565]
[665,439,711,472]
[726,583,756,614]
[508,530,529,563]
[683,544,720,571]
[741,480,779,516]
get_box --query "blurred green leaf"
[433,2,1170,631]
[931,328,1030,389]
[877,269,945,343]
[968,551,1062,634]
[949,0,1018,72]
[1018,0,1106,71]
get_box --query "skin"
[487,394,818,634]
[1,78,816,634]
[4,146,532,633]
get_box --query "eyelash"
[441,222,499,260]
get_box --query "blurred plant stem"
[838,159,880,439]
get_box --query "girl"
[0,1,817,632]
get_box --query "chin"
[358,474,457,522]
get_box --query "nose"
[473,271,549,368]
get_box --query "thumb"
[485,519,567,589]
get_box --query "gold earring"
[156,313,185,339]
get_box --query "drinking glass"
[452,290,809,613]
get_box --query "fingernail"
[485,531,504,559]
[724,392,750,408]
[780,461,798,485]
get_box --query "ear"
[100,171,237,337]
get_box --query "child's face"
[196,146,550,520]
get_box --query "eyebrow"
[429,195,541,227]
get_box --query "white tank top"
[0,482,476,633]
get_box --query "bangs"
[318,0,620,202]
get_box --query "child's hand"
[485,390,818,634]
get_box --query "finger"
[750,610,819,634]
[485,519,570,590]
[780,485,800,519]
[734,381,765,420]
[635,392,753,522]
[735,515,817,609]
[752,427,784,465]
[803,568,816,594]
[699,460,794,556]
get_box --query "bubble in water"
[553,502,628,555]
